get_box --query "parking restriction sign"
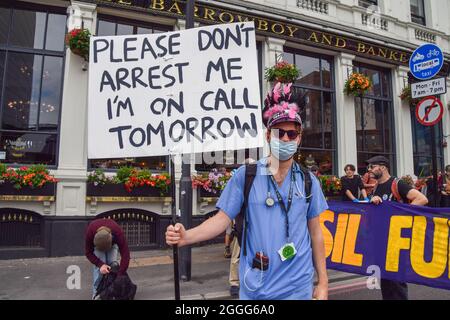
[415,96,444,126]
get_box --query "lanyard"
[268,164,296,240]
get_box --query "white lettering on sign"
[411,77,447,99]
[413,59,440,73]
[88,22,263,159]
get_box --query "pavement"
[0,243,365,300]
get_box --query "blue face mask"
[270,137,298,161]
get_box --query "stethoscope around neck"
[265,161,312,207]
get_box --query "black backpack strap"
[299,165,312,203]
[239,163,257,257]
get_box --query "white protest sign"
[88,22,263,159]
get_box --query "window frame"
[0,2,67,168]
[359,0,378,8]
[283,48,338,176]
[353,63,396,175]
[410,0,426,26]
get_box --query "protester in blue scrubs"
[166,82,329,300]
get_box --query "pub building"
[0,0,449,258]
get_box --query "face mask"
[270,137,298,161]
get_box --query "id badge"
[278,243,297,262]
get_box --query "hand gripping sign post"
[88,22,263,299]
[415,96,444,207]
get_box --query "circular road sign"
[415,96,444,126]
[409,43,444,80]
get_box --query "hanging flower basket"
[399,85,420,107]
[344,73,372,97]
[264,61,300,83]
[65,28,91,61]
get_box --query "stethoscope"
[265,162,311,207]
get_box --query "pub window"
[89,16,172,171]
[0,4,66,166]
[410,0,426,26]
[359,0,378,8]
[353,64,395,175]
[194,41,264,172]
[283,49,336,176]
[411,104,444,177]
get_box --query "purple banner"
[323,201,450,290]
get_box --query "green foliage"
[87,169,114,185]
[66,28,91,61]
[264,61,300,83]
[116,166,134,183]
[1,164,56,189]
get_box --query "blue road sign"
[409,43,444,80]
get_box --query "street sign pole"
[179,0,195,282]
[430,127,438,207]
[410,44,445,207]
[415,96,444,207]
[170,155,180,300]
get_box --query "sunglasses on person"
[367,164,384,170]
[271,129,301,140]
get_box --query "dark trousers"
[441,195,450,207]
[381,279,408,300]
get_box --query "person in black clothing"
[340,164,368,202]
[367,155,428,300]
[440,165,450,207]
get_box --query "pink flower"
[288,109,297,119]
[283,83,292,96]
[273,82,281,102]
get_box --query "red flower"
[70,29,80,37]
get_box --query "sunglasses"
[271,129,301,140]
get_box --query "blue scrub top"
[216,158,328,300]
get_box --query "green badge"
[278,243,297,261]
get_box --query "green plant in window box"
[191,168,233,196]
[88,166,171,196]
[1,164,57,190]
[65,28,91,61]
[116,166,134,183]
[87,169,115,186]
[318,175,342,195]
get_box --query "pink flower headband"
[263,82,300,122]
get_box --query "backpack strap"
[391,178,403,203]
[299,165,312,203]
[240,163,257,257]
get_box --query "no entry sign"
[415,96,444,126]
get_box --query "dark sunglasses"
[367,164,383,170]
[271,129,301,140]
